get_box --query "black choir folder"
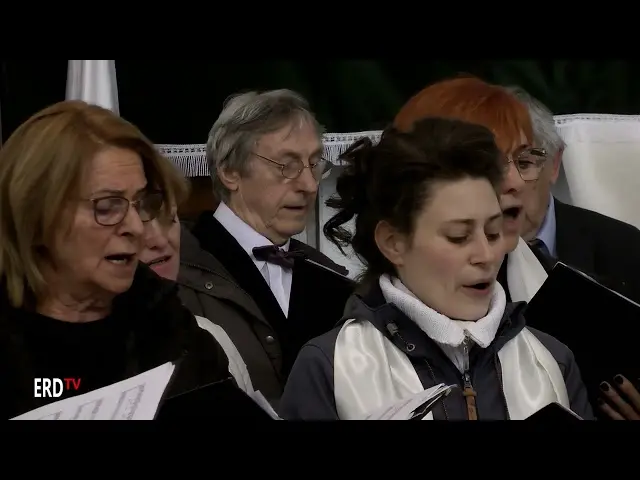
[523,262,640,413]
[525,402,582,421]
[298,257,356,298]
[156,378,277,420]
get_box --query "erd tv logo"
[34,378,82,398]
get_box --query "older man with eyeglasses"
[178,89,353,406]
[505,86,640,423]
[507,86,640,301]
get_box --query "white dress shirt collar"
[214,202,290,268]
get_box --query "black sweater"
[0,264,232,419]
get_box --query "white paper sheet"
[365,383,456,420]
[11,361,177,420]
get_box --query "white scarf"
[507,237,549,303]
[333,273,570,420]
[381,276,506,373]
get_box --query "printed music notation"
[12,362,176,420]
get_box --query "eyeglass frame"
[84,190,165,227]
[252,152,330,181]
[504,146,548,182]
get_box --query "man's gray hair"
[206,89,324,201]
[505,86,566,157]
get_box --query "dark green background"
[2,60,639,145]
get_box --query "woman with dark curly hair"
[279,117,593,420]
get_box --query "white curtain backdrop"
[157,115,640,277]
[65,60,119,114]
[554,114,640,229]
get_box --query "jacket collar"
[342,280,528,365]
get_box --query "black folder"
[523,262,640,415]
[525,402,583,421]
[156,378,276,420]
[291,257,356,333]
[297,257,356,295]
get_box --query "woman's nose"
[143,219,168,249]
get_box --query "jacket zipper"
[390,315,519,421]
[462,335,478,420]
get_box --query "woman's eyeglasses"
[88,191,164,227]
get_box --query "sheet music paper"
[11,362,177,420]
[365,383,456,420]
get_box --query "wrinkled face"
[520,147,562,241]
[140,207,181,281]
[498,131,529,253]
[379,178,505,321]
[220,119,323,245]
[49,147,148,300]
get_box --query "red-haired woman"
[395,76,551,303]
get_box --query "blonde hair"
[0,100,189,308]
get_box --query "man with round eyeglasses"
[500,142,553,265]
[178,89,353,406]
[507,86,640,423]
[507,85,640,298]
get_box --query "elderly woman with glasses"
[0,101,234,419]
[393,76,553,303]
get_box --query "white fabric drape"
[554,114,640,230]
[155,131,383,179]
[65,60,120,115]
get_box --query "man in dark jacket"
[177,227,284,401]
[507,86,640,303]
[181,89,354,404]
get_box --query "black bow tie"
[252,245,306,269]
